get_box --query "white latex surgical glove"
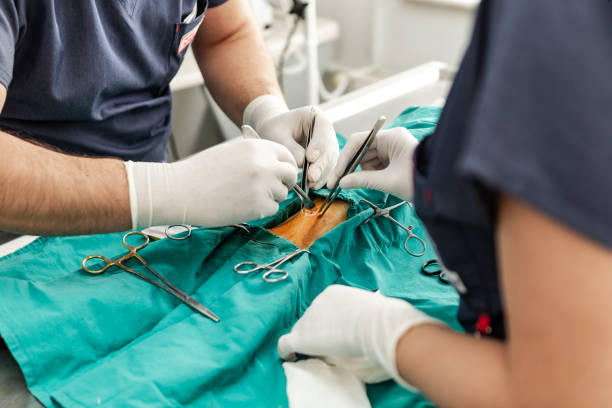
[243,95,339,189]
[327,127,419,201]
[278,285,443,389]
[124,138,298,229]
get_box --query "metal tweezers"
[301,107,316,201]
[318,116,387,216]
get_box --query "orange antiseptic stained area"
[268,197,350,249]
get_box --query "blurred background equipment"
[169,0,479,160]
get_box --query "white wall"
[317,0,375,68]
[373,0,477,71]
[318,0,477,71]
[170,0,478,160]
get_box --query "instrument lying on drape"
[0,107,459,408]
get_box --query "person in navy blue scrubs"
[279,1,612,405]
[0,0,339,235]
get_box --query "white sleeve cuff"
[124,161,139,230]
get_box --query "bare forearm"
[192,0,283,125]
[0,132,131,235]
[397,324,512,408]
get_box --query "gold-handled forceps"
[82,231,220,322]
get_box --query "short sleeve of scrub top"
[0,0,229,161]
[0,1,20,88]
[460,0,612,249]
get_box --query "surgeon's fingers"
[304,107,336,165]
[257,198,280,219]
[327,131,370,188]
[285,140,305,168]
[305,110,339,189]
[277,323,332,361]
[308,145,339,190]
[339,168,388,192]
[275,161,299,189]
[265,139,298,168]
[270,180,290,203]
[324,356,391,383]
[278,331,301,361]
[359,155,385,171]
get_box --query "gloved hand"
[278,285,443,389]
[243,95,339,190]
[124,138,298,229]
[327,127,419,201]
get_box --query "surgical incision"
[268,197,350,249]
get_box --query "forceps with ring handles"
[234,249,310,283]
[164,223,276,248]
[164,223,252,241]
[359,199,427,257]
[421,259,450,284]
[82,231,220,322]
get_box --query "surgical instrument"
[241,125,315,209]
[359,199,427,257]
[292,184,315,209]
[82,231,220,322]
[234,248,309,283]
[165,223,251,241]
[164,223,276,248]
[318,116,387,216]
[301,107,316,199]
[421,259,449,284]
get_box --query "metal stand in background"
[278,0,320,105]
[304,0,320,105]
[168,133,181,162]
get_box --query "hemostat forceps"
[82,231,220,322]
[164,223,276,249]
[359,199,427,257]
[234,248,310,283]
[319,116,387,216]
[164,223,252,241]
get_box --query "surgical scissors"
[359,199,427,257]
[82,231,220,322]
[234,248,309,283]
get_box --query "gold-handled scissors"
[82,231,220,322]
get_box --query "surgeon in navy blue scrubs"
[279,1,612,405]
[0,0,338,235]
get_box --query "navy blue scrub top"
[0,0,227,161]
[413,0,612,339]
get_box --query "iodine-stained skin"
[268,198,350,249]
